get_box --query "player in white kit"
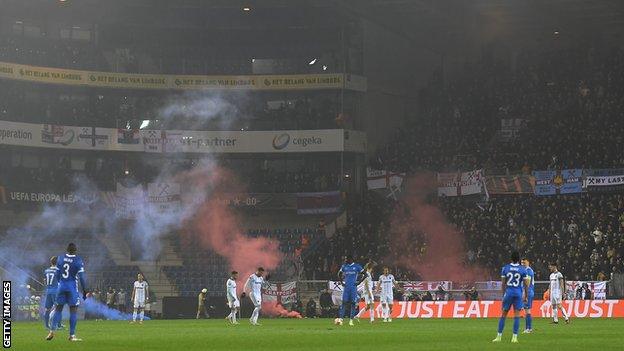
[243,267,266,326]
[355,263,375,323]
[548,262,570,324]
[376,267,398,322]
[131,273,149,324]
[226,271,240,324]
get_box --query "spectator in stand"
[575,283,593,300]
[319,289,334,318]
[305,298,317,318]
[463,287,480,301]
[106,287,116,311]
[293,299,304,316]
[117,289,127,313]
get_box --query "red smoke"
[177,164,282,285]
[193,198,281,280]
[262,301,302,318]
[389,173,487,281]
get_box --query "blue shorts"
[44,292,57,309]
[342,286,359,304]
[502,293,523,312]
[524,293,534,310]
[56,285,80,307]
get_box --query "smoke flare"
[388,173,487,281]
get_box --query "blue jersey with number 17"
[56,254,85,289]
[500,263,527,297]
[44,267,59,294]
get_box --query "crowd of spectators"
[0,37,103,70]
[0,146,343,196]
[375,47,624,173]
[443,193,624,281]
[1,33,348,131]
[305,191,624,285]
[0,79,344,130]
[0,33,347,76]
[307,46,624,288]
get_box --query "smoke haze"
[388,174,487,281]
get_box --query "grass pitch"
[11,317,623,351]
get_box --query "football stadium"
[1,0,624,350]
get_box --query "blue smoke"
[83,298,150,321]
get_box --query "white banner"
[402,281,452,292]
[566,281,607,300]
[141,130,164,153]
[328,281,367,305]
[147,183,180,213]
[366,168,405,190]
[261,281,297,305]
[584,175,624,187]
[327,280,451,305]
[437,170,483,197]
[115,183,144,219]
[0,120,366,153]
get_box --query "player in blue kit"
[521,257,535,333]
[43,256,62,331]
[46,243,89,342]
[337,255,363,326]
[492,251,530,343]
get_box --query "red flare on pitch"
[262,301,302,318]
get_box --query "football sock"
[69,310,77,335]
[252,307,260,323]
[497,317,505,334]
[512,316,520,335]
[553,306,559,322]
[52,306,63,331]
[44,310,50,329]
[356,308,365,318]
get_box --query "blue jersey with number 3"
[501,263,527,297]
[56,254,85,289]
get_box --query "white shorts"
[380,293,393,304]
[133,299,146,309]
[364,292,374,305]
[551,296,562,306]
[249,294,261,307]
[228,298,240,308]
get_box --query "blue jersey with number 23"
[501,263,527,297]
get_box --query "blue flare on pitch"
[84,298,151,321]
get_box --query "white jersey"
[379,274,395,295]
[247,274,264,297]
[549,271,564,297]
[226,278,237,300]
[133,281,148,302]
[363,272,374,296]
